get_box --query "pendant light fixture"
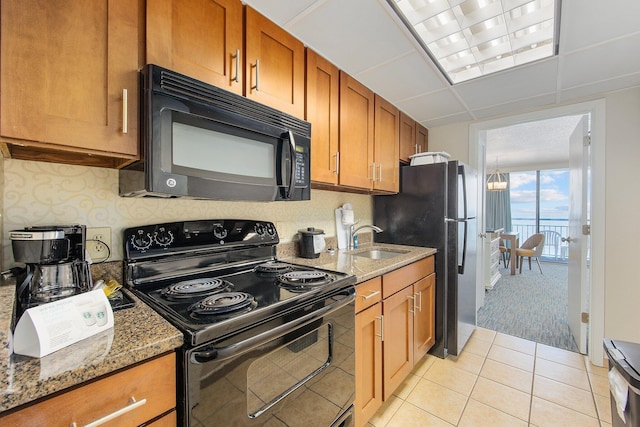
[487,158,508,191]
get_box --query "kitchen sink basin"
[352,248,409,260]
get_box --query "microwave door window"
[172,122,276,183]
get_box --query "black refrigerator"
[373,160,477,358]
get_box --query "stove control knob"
[255,223,266,236]
[154,227,174,247]
[131,230,153,250]
[265,223,276,237]
[213,224,227,240]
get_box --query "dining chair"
[516,233,545,274]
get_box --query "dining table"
[500,231,520,275]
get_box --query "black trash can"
[604,339,640,427]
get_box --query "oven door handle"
[191,293,354,364]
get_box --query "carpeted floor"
[477,261,579,353]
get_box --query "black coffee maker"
[10,225,92,318]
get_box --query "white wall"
[427,86,640,346]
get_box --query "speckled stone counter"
[0,278,183,414]
[278,238,437,283]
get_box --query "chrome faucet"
[349,223,383,250]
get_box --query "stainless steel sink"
[351,248,409,260]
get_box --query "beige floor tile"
[530,396,600,427]
[424,359,479,396]
[368,395,403,427]
[463,335,493,358]
[480,358,533,393]
[458,398,528,427]
[386,401,454,427]
[594,391,612,424]
[534,357,590,390]
[589,370,611,397]
[494,333,536,355]
[406,378,468,425]
[536,343,586,369]
[533,375,597,417]
[443,350,485,375]
[585,357,609,377]
[391,373,420,400]
[470,377,531,421]
[488,344,535,372]
[411,353,436,377]
[471,327,497,343]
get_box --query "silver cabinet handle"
[251,59,260,91]
[70,397,147,427]
[361,290,380,300]
[414,144,419,154]
[377,164,382,182]
[408,295,415,314]
[376,315,384,342]
[415,291,422,312]
[122,89,128,134]
[334,152,340,175]
[370,163,376,181]
[232,49,240,83]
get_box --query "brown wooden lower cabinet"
[354,256,435,427]
[0,353,176,426]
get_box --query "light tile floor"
[367,327,612,427]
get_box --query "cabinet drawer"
[382,256,434,298]
[356,276,382,313]
[1,353,176,426]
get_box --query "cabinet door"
[413,274,436,360]
[339,72,375,189]
[416,122,429,154]
[0,0,139,159]
[355,303,383,427]
[373,95,399,193]
[306,49,340,185]
[146,0,243,94]
[382,286,414,400]
[245,6,305,118]
[399,112,416,163]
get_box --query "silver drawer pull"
[360,290,380,300]
[122,89,128,134]
[70,396,147,427]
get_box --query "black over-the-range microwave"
[119,64,311,201]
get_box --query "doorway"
[468,99,606,366]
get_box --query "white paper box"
[410,151,451,165]
[13,290,114,358]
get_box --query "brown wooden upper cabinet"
[0,0,141,167]
[306,49,340,185]
[399,112,429,163]
[146,0,243,95]
[245,6,305,119]
[373,95,400,193]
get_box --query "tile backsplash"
[2,159,372,268]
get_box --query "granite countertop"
[280,240,437,284]
[0,278,183,414]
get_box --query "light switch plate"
[86,227,112,261]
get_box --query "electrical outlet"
[86,227,112,261]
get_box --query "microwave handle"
[286,130,296,199]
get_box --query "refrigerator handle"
[459,220,468,275]
[458,164,468,220]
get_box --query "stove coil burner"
[277,270,334,292]
[189,292,257,315]
[161,278,233,300]
[254,261,294,274]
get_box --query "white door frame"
[469,99,606,366]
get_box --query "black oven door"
[181,292,355,427]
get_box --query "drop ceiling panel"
[242,0,319,25]
[396,89,467,122]
[285,0,415,75]
[559,73,640,102]
[560,34,640,89]
[560,0,640,53]
[453,58,559,110]
[422,111,475,128]
[355,52,448,103]
[471,93,558,120]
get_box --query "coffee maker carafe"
[10,225,92,316]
